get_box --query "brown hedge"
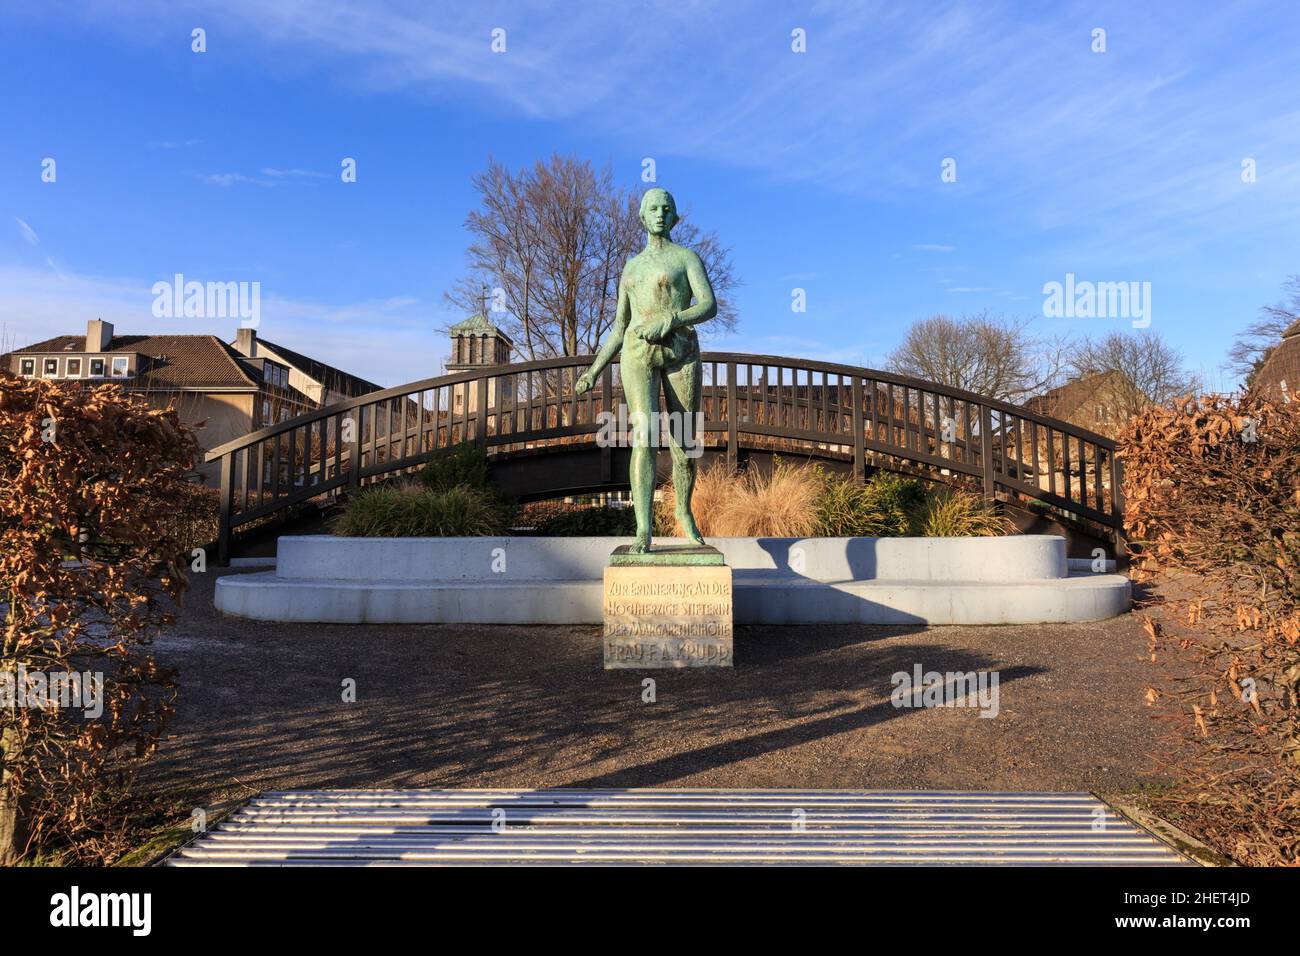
[1,375,199,863]
[1121,393,1299,865]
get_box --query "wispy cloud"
[197,168,330,187]
[15,218,40,246]
[260,167,329,180]
[913,244,955,253]
[107,0,1297,258]
[196,172,275,188]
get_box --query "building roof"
[7,334,260,390]
[1025,371,1126,421]
[251,336,383,395]
[449,313,512,341]
[1251,319,1300,400]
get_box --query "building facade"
[5,320,380,481]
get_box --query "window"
[111,356,129,378]
[88,358,105,377]
[19,358,35,376]
[43,358,59,376]
[66,358,82,377]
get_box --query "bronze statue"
[576,189,716,553]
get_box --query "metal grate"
[168,789,1192,867]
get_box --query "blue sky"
[3,0,1298,390]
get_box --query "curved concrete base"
[215,535,1130,626]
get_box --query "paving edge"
[1104,799,1232,867]
[151,799,245,867]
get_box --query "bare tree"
[446,154,737,360]
[1069,329,1197,417]
[1227,275,1300,383]
[885,311,1066,403]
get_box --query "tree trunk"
[0,727,30,865]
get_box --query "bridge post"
[601,369,613,483]
[1110,451,1127,564]
[216,452,232,567]
[851,377,865,481]
[980,404,995,505]
[346,407,362,494]
[726,361,738,470]
[476,376,489,449]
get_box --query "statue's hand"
[575,371,595,395]
[636,315,676,343]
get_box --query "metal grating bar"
[170,790,1192,867]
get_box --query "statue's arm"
[577,273,629,392]
[672,251,718,329]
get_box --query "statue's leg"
[620,351,657,553]
[664,356,704,546]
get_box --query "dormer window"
[111,356,129,378]
[88,358,105,377]
[43,358,59,376]
[66,358,83,377]
[19,358,35,377]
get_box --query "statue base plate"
[608,544,725,567]
[603,547,733,669]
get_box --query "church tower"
[446,312,514,416]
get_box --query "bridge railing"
[206,352,1124,563]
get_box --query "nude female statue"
[575,188,717,553]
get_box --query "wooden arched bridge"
[206,353,1124,564]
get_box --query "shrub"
[1121,393,1300,866]
[658,458,820,537]
[655,459,738,536]
[418,443,491,492]
[535,506,638,537]
[658,460,1009,539]
[1,376,193,864]
[332,481,513,537]
[814,469,923,536]
[917,487,1013,537]
[156,481,220,551]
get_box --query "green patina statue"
[576,188,717,553]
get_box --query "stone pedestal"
[603,546,733,669]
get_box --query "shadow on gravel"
[145,623,1040,795]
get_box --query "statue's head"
[639,188,678,237]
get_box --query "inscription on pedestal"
[603,564,733,668]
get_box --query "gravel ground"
[140,569,1168,809]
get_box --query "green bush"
[418,443,491,492]
[917,487,1013,537]
[812,469,1003,537]
[814,470,921,536]
[332,482,513,537]
[536,506,638,536]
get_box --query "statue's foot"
[629,533,651,554]
[678,510,705,547]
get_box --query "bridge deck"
[169,789,1190,866]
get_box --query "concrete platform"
[214,535,1130,625]
[168,789,1190,866]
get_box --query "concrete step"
[215,569,1130,625]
